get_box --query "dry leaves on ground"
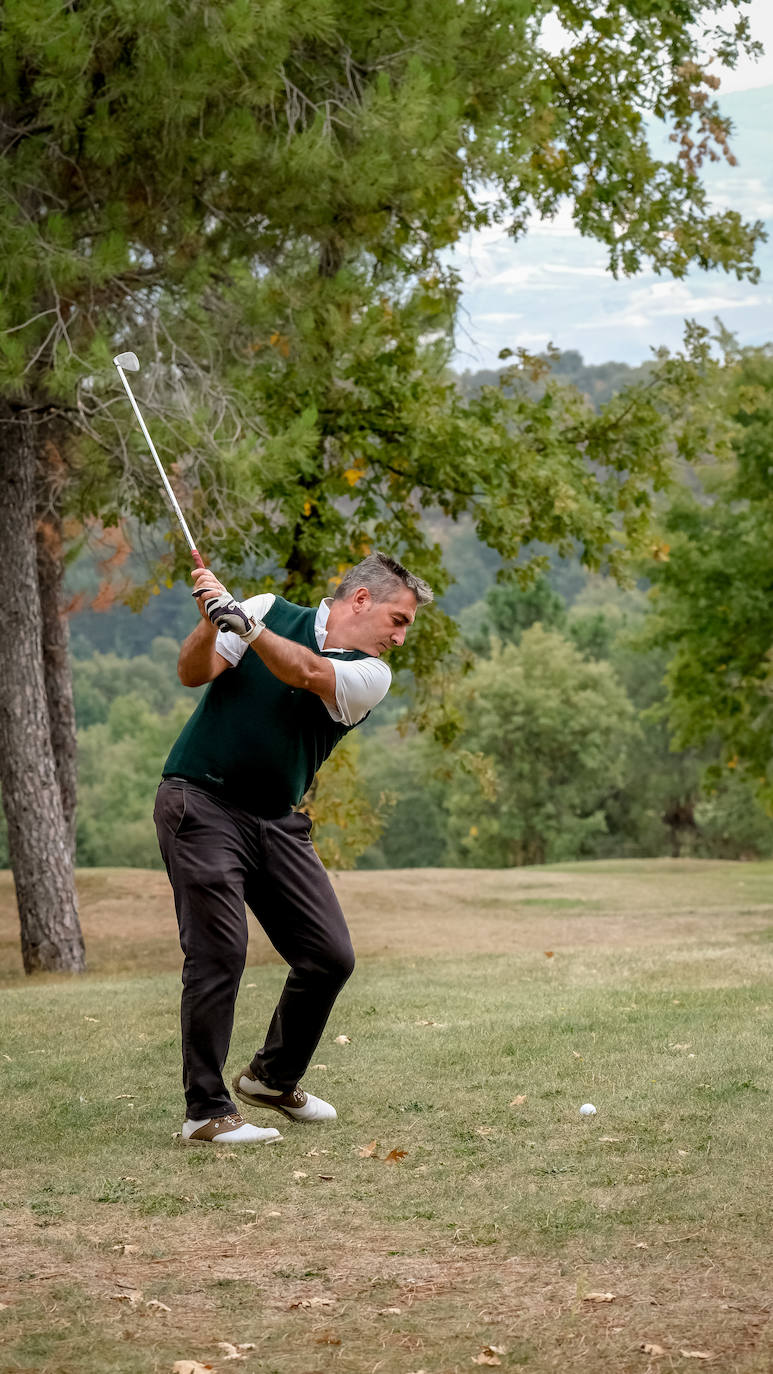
[510,1095,527,1107]
[172,1362,213,1374]
[334,1035,351,1045]
[680,1352,715,1361]
[215,1342,256,1360]
[289,1296,336,1310]
[358,1139,379,1157]
[583,1292,616,1303]
[384,1147,408,1164]
[641,1343,666,1357]
[472,1346,507,1366]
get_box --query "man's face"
[353,585,418,657]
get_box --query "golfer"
[154,552,433,1146]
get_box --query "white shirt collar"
[315,597,338,651]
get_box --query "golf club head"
[113,351,140,372]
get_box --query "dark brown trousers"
[154,779,355,1119]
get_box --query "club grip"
[191,548,206,570]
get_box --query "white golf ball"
[579,1103,597,1117]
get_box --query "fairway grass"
[1,862,772,1372]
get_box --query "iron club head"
[113,351,140,371]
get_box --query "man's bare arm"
[248,630,336,706]
[178,618,230,687]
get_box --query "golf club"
[112,351,205,570]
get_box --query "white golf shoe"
[181,1111,282,1145]
[232,1067,337,1122]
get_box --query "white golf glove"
[198,587,265,643]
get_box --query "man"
[154,551,433,1146]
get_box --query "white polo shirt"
[214,595,391,727]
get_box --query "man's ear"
[351,586,371,614]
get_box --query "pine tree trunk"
[36,489,78,859]
[0,405,85,973]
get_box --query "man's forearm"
[250,628,335,700]
[178,618,222,687]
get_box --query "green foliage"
[459,575,568,654]
[76,695,193,868]
[1,0,763,631]
[300,732,392,870]
[73,637,193,727]
[357,726,451,868]
[645,346,773,809]
[444,626,637,866]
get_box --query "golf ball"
[579,1103,597,1117]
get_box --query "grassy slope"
[0,861,772,1372]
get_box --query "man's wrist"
[240,618,265,645]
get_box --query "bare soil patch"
[1,1204,770,1372]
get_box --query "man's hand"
[191,567,263,642]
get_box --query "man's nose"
[391,626,407,646]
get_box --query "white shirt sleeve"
[214,593,276,666]
[325,656,392,726]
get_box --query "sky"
[452,0,773,370]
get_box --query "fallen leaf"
[677,1149,689,1157]
[583,1292,615,1303]
[84,1016,99,1022]
[314,1331,342,1345]
[416,1019,437,1026]
[172,1363,213,1374]
[121,1176,139,1183]
[544,951,554,959]
[289,1296,336,1309]
[266,1210,281,1218]
[359,1139,379,1157]
[110,1243,139,1255]
[318,1174,335,1181]
[600,1137,623,1143]
[0,1302,9,1309]
[146,1299,171,1313]
[245,983,257,988]
[379,1307,402,1315]
[634,1242,649,1249]
[641,1343,666,1356]
[509,1095,527,1107]
[384,1148,408,1164]
[215,1341,250,1360]
[472,1347,505,1367]
[110,1289,143,1305]
[476,1126,496,1137]
[115,1094,135,1099]
[311,1063,327,1070]
[680,1352,714,1361]
[216,1151,238,1160]
[670,1043,691,1050]
[293,1171,308,1181]
[572,1051,582,1059]
[334,1035,351,1045]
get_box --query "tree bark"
[36,452,78,859]
[0,405,85,973]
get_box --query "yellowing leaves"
[343,464,365,486]
[269,331,290,358]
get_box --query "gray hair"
[333,551,434,607]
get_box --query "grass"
[1,860,772,1372]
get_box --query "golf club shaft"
[114,365,205,569]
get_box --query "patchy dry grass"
[1,861,772,1372]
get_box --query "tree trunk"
[36,458,78,859]
[0,405,85,973]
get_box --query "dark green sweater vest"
[163,597,373,817]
